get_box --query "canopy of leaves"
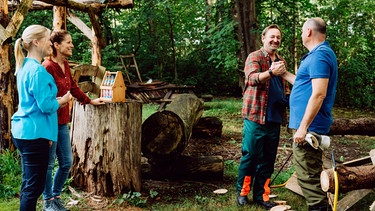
[15,0,375,109]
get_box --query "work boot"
[255,200,276,210]
[236,195,249,206]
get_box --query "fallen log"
[142,94,203,164]
[141,155,223,180]
[329,118,375,136]
[192,116,223,139]
[320,165,375,193]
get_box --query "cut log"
[329,118,375,136]
[70,101,142,196]
[141,155,223,180]
[142,94,203,164]
[270,205,292,211]
[320,165,375,193]
[192,117,223,139]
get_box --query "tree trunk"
[70,101,142,196]
[142,155,223,180]
[142,94,204,164]
[165,6,177,81]
[329,118,375,136]
[0,0,15,150]
[235,0,257,91]
[320,165,375,193]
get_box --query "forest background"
[13,0,375,110]
[1,0,375,209]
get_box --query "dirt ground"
[68,126,372,210]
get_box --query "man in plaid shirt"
[236,24,290,210]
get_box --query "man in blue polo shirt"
[282,17,338,211]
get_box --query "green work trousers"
[236,119,280,202]
[293,142,329,207]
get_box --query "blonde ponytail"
[14,38,25,75]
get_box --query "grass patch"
[0,199,19,211]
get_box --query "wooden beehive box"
[100,71,126,102]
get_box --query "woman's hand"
[90,97,106,105]
[57,91,73,107]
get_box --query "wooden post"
[53,6,67,30]
[0,0,17,151]
[70,101,142,196]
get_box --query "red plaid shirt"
[43,59,91,125]
[242,48,290,125]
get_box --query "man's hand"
[270,61,287,76]
[293,128,307,145]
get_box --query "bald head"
[301,17,327,50]
[304,18,326,35]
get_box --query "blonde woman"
[11,25,72,211]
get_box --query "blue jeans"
[43,124,73,200]
[12,136,50,211]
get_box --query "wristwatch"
[268,69,274,77]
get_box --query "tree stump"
[142,94,204,164]
[70,101,142,196]
[321,165,375,193]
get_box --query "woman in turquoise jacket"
[11,25,72,211]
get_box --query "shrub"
[0,149,21,199]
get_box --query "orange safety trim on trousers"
[262,178,271,201]
[240,176,251,196]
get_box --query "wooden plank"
[67,11,93,40]
[285,172,303,196]
[336,189,373,211]
[343,156,371,167]
[370,149,375,165]
[158,90,174,111]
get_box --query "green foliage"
[318,0,375,109]
[335,58,375,108]
[0,150,21,199]
[223,160,239,181]
[0,198,19,211]
[10,0,375,109]
[113,191,149,207]
[142,104,159,122]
